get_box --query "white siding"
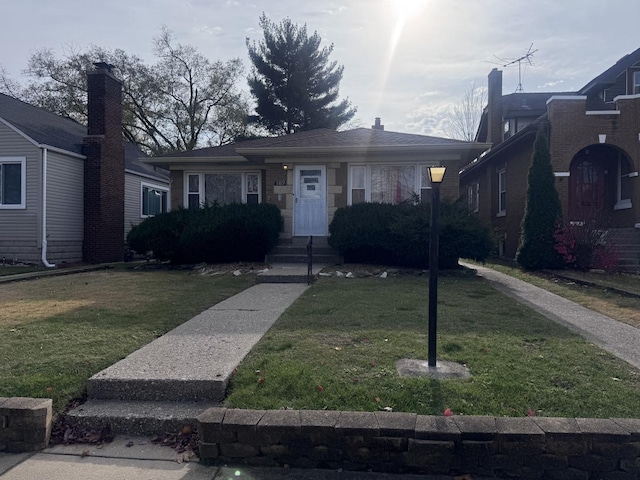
[46,150,84,263]
[0,123,41,262]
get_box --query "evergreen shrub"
[328,200,492,268]
[126,203,282,264]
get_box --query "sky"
[2,0,640,138]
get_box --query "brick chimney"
[487,68,503,146]
[371,117,385,130]
[83,62,125,263]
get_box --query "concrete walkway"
[2,262,638,479]
[460,261,640,369]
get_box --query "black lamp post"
[427,166,446,368]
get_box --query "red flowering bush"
[553,222,619,271]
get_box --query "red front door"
[569,156,606,221]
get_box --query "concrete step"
[64,399,217,436]
[266,253,342,264]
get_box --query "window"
[0,157,26,209]
[467,181,479,213]
[615,155,633,210]
[186,172,261,207]
[498,168,506,215]
[141,183,168,217]
[351,166,366,204]
[349,164,435,205]
[634,71,640,95]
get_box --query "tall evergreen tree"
[246,14,356,135]
[517,125,563,270]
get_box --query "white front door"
[294,165,327,236]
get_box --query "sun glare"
[389,0,430,24]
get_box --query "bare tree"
[444,82,486,141]
[0,30,254,154]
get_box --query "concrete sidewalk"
[461,261,640,369]
[0,436,491,479]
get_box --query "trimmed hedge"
[328,201,493,269]
[126,203,282,264]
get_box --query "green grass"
[225,274,640,418]
[0,265,46,276]
[0,268,254,412]
[468,260,640,329]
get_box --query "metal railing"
[306,236,313,285]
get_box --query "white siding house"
[0,92,168,265]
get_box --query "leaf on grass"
[526,408,536,417]
[316,385,324,392]
[444,408,454,417]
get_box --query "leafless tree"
[444,82,486,142]
[0,29,254,154]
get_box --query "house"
[0,64,169,265]
[146,118,490,240]
[461,48,640,269]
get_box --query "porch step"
[612,228,640,272]
[64,399,217,436]
[266,236,342,265]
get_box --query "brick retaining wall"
[0,397,52,452]
[198,408,640,478]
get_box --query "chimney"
[83,62,125,263]
[371,117,384,130]
[487,68,503,146]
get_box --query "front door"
[569,155,606,222]
[294,165,327,236]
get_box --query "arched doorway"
[569,145,633,222]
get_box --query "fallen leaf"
[316,385,324,392]
[526,408,536,417]
[334,346,342,351]
[374,397,381,403]
[126,441,134,447]
[444,408,454,417]
[80,449,90,458]
[370,361,377,367]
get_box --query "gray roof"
[0,92,167,182]
[580,46,640,94]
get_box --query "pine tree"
[246,14,356,135]
[517,125,563,270]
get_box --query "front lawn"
[0,268,254,412]
[225,274,640,418]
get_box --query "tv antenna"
[489,43,538,93]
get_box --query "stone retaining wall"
[0,397,52,452]
[198,408,640,478]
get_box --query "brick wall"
[83,65,125,263]
[198,408,640,478]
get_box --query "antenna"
[489,43,538,93]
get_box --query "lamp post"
[427,166,446,368]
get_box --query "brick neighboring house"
[461,47,640,270]
[0,63,169,265]
[146,119,489,241]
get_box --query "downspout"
[41,147,55,268]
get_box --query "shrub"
[328,200,492,268]
[517,126,563,270]
[126,203,282,264]
[554,222,619,271]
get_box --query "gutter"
[40,148,55,268]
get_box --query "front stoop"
[265,236,342,265]
[612,228,640,272]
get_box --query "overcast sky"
[2,0,640,138]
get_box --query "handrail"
[306,236,313,285]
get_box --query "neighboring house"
[461,47,640,269]
[146,118,489,240]
[0,64,169,265]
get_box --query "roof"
[0,92,86,155]
[580,46,640,95]
[0,92,167,182]
[149,127,488,166]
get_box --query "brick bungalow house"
[0,63,169,265]
[146,119,489,241]
[461,47,640,270]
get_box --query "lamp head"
[428,166,446,184]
